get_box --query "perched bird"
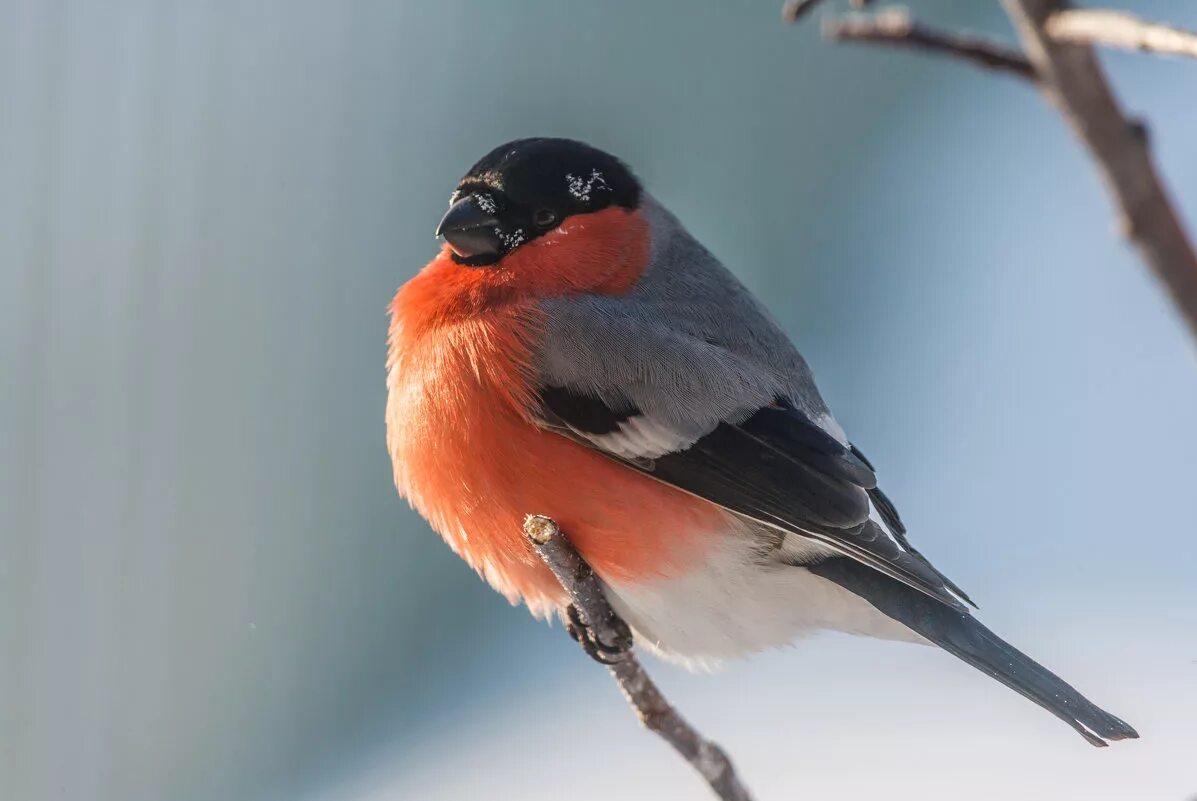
[386,137,1137,747]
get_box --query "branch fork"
[788,0,1197,342]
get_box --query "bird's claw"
[565,603,633,665]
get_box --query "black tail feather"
[809,557,1139,747]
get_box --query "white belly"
[602,524,923,670]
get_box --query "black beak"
[436,195,502,260]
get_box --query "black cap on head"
[436,138,642,266]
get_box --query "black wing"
[538,387,971,610]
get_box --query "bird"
[386,137,1138,747]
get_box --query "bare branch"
[1003,0,1197,339]
[524,515,754,801]
[823,7,1036,80]
[524,514,630,656]
[1046,9,1197,60]
[791,0,1197,341]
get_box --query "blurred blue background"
[3,1,1196,799]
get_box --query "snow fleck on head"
[565,170,610,204]
[497,227,526,249]
[474,192,498,215]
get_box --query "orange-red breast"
[386,138,1136,746]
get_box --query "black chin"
[449,248,503,267]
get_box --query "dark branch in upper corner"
[822,7,1035,81]
[787,0,1197,342]
[523,515,755,801]
[1001,0,1197,340]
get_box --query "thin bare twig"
[784,0,873,23]
[782,0,831,24]
[1046,8,1197,61]
[523,515,754,801]
[823,7,1035,80]
[1003,0,1197,339]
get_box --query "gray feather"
[538,197,832,441]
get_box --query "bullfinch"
[386,137,1137,747]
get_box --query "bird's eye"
[533,208,558,228]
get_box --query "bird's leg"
[565,603,633,665]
